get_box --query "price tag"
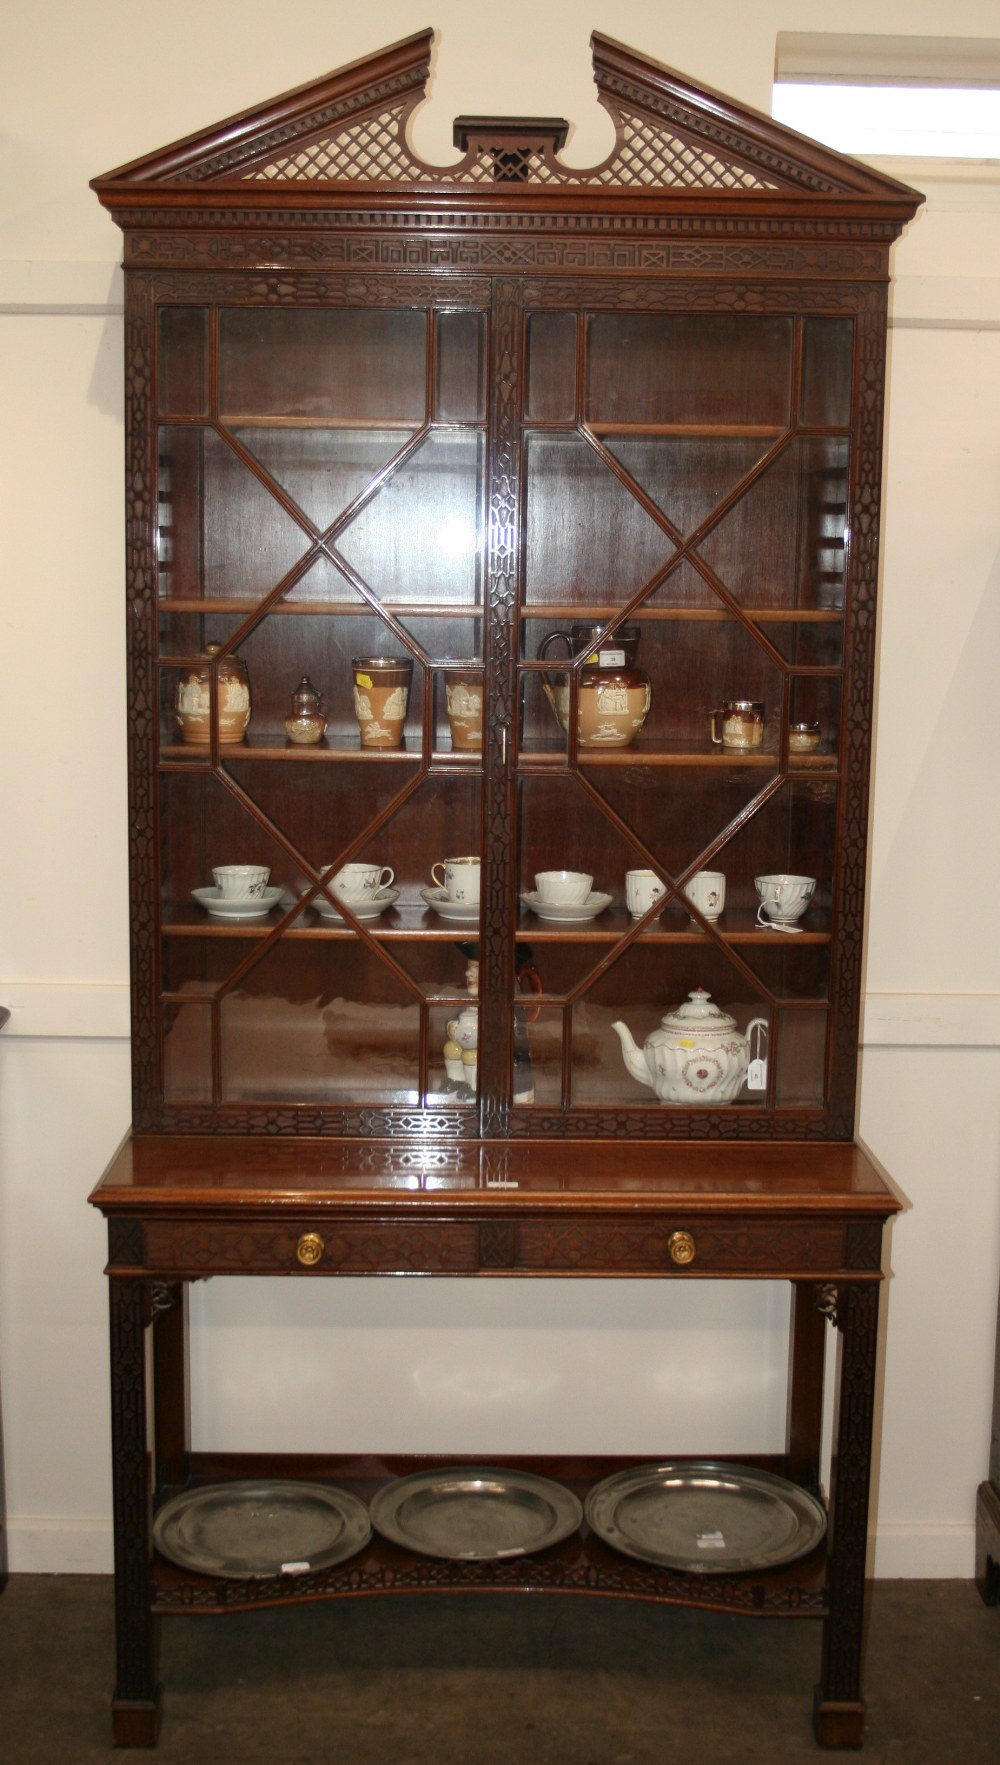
[747,1058,767,1091]
[697,1531,726,1550]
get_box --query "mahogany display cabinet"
[89,29,921,1748]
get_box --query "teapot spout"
[611,1020,654,1090]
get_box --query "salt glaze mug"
[431,856,481,904]
[213,864,270,900]
[711,699,765,752]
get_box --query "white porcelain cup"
[212,864,270,900]
[535,869,593,905]
[683,869,726,921]
[431,856,481,904]
[329,861,394,899]
[625,868,666,918]
[755,872,816,924]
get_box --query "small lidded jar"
[788,720,822,754]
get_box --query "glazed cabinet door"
[148,290,493,1130]
[509,292,863,1136]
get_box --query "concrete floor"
[0,1576,996,1762]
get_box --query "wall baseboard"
[4,1517,975,1579]
[8,1519,114,1575]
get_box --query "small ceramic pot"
[175,643,251,745]
[352,657,413,749]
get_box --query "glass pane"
[774,1008,829,1107]
[158,308,208,417]
[695,437,850,612]
[568,951,771,1110]
[526,312,577,421]
[801,319,854,427]
[339,431,484,604]
[585,314,794,426]
[158,427,311,602]
[219,308,427,420]
[219,941,422,1105]
[232,427,418,533]
[162,1000,213,1103]
[523,432,676,605]
[435,311,486,421]
[599,434,776,538]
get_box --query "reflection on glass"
[339,432,484,604]
[774,1008,829,1107]
[233,428,417,533]
[600,435,775,539]
[163,1000,213,1102]
[586,314,794,426]
[219,942,422,1105]
[158,308,208,417]
[435,312,486,422]
[219,308,427,420]
[526,311,577,422]
[523,432,676,604]
[157,427,310,602]
[695,438,849,612]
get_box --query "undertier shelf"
[151,1454,828,1618]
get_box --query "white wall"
[2,0,998,1578]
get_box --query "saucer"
[192,885,285,922]
[312,887,399,923]
[520,890,613,923]
[420,886,481,922]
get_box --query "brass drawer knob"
[668,1230,696,1266]
[296,1231,325,1267]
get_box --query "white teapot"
[612,989,767,1105]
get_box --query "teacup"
[755,873,816,924]
[212,864,270,900]
[328,862,394,899]
[683,869,726,921]
[535,869,593,906]
[431,856,481,904]
[625,868,666,918]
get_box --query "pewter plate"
[152,1480,371,1579]
[369,1467,583,1560]
[585,1462,826,1575]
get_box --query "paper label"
[355,672,373,690]
[697,1531,726,1550]
[747,1058,767,1091]
[280,1559,310,1574]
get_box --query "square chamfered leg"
[108,1275,160,1746]
[814,1281,881,1749]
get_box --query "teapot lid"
[660,988,737,1034]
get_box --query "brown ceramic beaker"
[444,670,484,750]
[352,657,413,749]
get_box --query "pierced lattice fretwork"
[248,107,422,183]
[244,101,783,190]
[593,112,780,190]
